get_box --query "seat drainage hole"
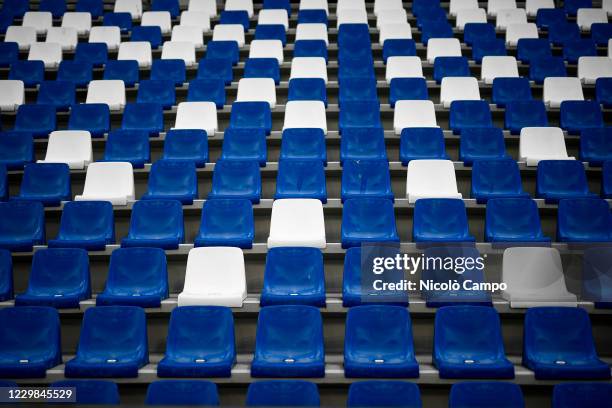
[195,359,206,363]
[464,359,475,364]
[284,358,295,363]
[107,359,117,363]
[374,359,385,363]
[555,360,566,365]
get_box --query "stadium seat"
[485,198,550,244]
[244,58,281,84]
[103,12,132,33]
[188,0,217,15]
[339,101,382,133]
[213,23,246,46]
[505,100,548,134]
[0,168,5,202]
[184,79,221,110]
[426,38,462,63]
[340,127,387,163]
[174,101,218,137]
[440,77,481,108]
[65,306,149,378]
[275,159,327,202]
[162,129,208,167]
[151,0,179,17]
[38,130,92,170]
[142,160,197,204]
[604,161,612,198]
[15,248,90,308]
[14,104,56,138]
[283,101,327,134]
[413,198,475,244]
[480,56,518,84]
[517,38,551,64]
[61,12,92,36]
[577,8,607,30]
[456,8,487,28]
[529,56,567,84]
[75,43,108,67]
[58,61,93,88]
[258,9,289,30]
[122,103,164,136]
[347,381,421,408]
[339,78,379,106]
[295,23,329,45]
[471,159,528,202]
[471,38,507,63]
[161,41,196,67]
[14,163,70,206]
[337,9,368,27]
[36,81,76,111]
[449,382,525,408]
[496,8,527,29]
[197,58,233,85]
[552,383,612,408]
[76,0,104,18]
[152,59,186,86]
[0,80,24,112]
[389,78,428,107]
[505,23,538,46]
[0,131,34,170]
[0,43,18,68]
[4,26,36,51]
[341,197,399,248]
[117,42,151,68]
[267,199,326,248]
[158,306,235,377]
[249,40,284,64]
[261,247,326,307]
[137,80,175,110]
[379,22,412,46]
[50,380,120,405]
[578,56,612,85]
[537,160,595,202]
[0,306,61,378]
[75,162,135,205]
[97,247,168,307]
[560,101,603,134]
[459,127,510,165]
[0,200,44,251]
[89,26,121,51]
[385,56,423,83]
[294,39,328,61]
[377,8,407,28]
[449,100,493,134]
[382,39,417,62]
[519,127,574,166]
[280,128,327,164]
[209,160,261,203]
[406,160,462,203]
[290,57,328,83]
[194,198,254,248]
[48,201,114,250]
[121,200,184,249]
[596,78,612,108]
[557,198,612,242]
[148,381,220,405]
[591,22,612,45]
[433,57,470,84]
[114,0,142,18]
[580,128,612,166]
[45,27,78,52]
[9,60,44,88]
[86,80,125,111]
[236,78,276,108]
[178,247,247,307]
[463,22,497,46]
[226,0,254,17]
[548,22,581,46]
[141,11,172,34]
[38,0,65,18]
[400,127,447,165]
[246,381,319,406]
[103,130,149,169]
[394,100,437,133]
[22,11,52,35]
[288,78,327,106]
[131,26,162,49]
[563,39,597,64]
[180,11,211,33]
[526,0,555,16]
[421,22,454,45]
[450,0,479,16]
[206,41,240,64]
[341,159,393,202]
[523,307,610,379]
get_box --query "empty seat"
[58,61,93,88]
[557,198,612,242]
[459,127,509,165]
[449,382,525,408]
[219,128,266,165]
[49,381,120,405]
[137,80,175,109]
[341,197,399,248]
[517,38,551,63]
[295,23,328,44]
[471,159,528,202]
[553,383,612,408]
[61,12,92,36]
[76,0,104,18]
[536,8,567,29]
[38,130,92,170]
[389,78,428,107]
[488,0,517,16]
[229,102,272,134]
[433,57,470,84]
[103,130,149,169]
[103,12,132,33]
[0,306,61,378]
[151,0,179,18]
[591,22,612,45]
[440,77,481,108]
[0,80,24,112]
[46,27,77,52]
[449,100,493,134]
[560,101,603,134]
[0,131,34,170]
[505,100,548,135]
[152,59,186,86]
[180,11,211,33]
[596,78,612,108]
[212,23,245,47]
[258,9,289,30]
[209,160,261,203]
[225,0,254,17]
[122,200,184,249]
[339,77,379,106]
[287,78,327,106]
[114,0,142,19]
[385,56,423,83]
[22,11,52,35]
[89,26,121,51]
[122,103,164,136]
[496,9,527,29]
[339,101,381,133]
[75,162,134,205]
[9,60,45,88]
[480,56,518,84]
[464,23,496,46]
[103,60,139,87]
[519,127,574,166]
[472,38,507,63]
[206,41,240,64]
[142,160,197,204]
[161,41,196,67]
[174,102,217,137]
[340,127,387,164]
[486,198,550,244]
[0,249,10,301]
[236,78,276,108]
[379,22,412,46]
[543,77,584,108]
[195,199,254,248]
[580,127,612,166]
[162,129,208,167]
[280,128,326,164]
[141,11,172,34]
[117,41,152,68]
[275,159,326,202]
[246,381,319,407]
[178,247,247,307]
[0,201,45,251]
[36,81,76,111]
[578,56,612,85]
[131,26,163,49]
[577,8,607,30]
[413,198,475,244]
[14,163,70,206]
[97,247,168,307]
[400,127,447,165]
[505,23,538,46]
[341,159,393,202]
[456,8,487,29]
[249,39,284,63]
[268,199,326,248]
[406,160,462,203]
[289,57,327,83]
[48,201,114,250]
[537,160,594,202]
[86,80,125,111]
[283,101,327,134]
[65,306,148,378]
[393,100,437,133]
[4,26,36,51]
[526,0,554,16]
[14,104,56,138]
[523,307,610,379]
[530,56,567,84]
[564,39,597,64]
[244,58,281,85]
[426,38,462,63]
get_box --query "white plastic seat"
[578,56,612,84]
[118,42,152,68]
[290,57,328,83]
[394,100,437,134]
[171,25,204,48]
[249,39,284,63]
[141,11,172,35]
[426,38,462,63]
[225,0,254,18]
[385,56,423,83]
[379,22,412,46]
[295,23,329,45]
[114,0,142,19]
[178,247,247,307]
[406,160,462,203]
[505,23,538,46]
[488,0,517,16]
[336,9,368,28]
[46,27,78,51]
[89,26,121,51]
[502,247,578,308]
[374,0,403,16]
[577,8,608,30]
[188,0,217,17]
[22,12,52,35]
[481,56,519,84]
[174,102,218,137]
[440,77,481,108]
[236,78,277,108]
[496,8,527,29]
[85,80,126,111]
[376,9,407,28]
[519,127,575,166]
[300,0,329,15]
[161,41,197,67]
[525,0,554,16]
[61,12,92,36]
[258,9,289,30]
[267,199,326,248]
[212,24,245,47]
[27,42,62,69]
[5,26,36,51]
[609,39,612,58]
[543,77,584,108]
[0,80,25,112]
[180,11,211,33]
[38,130,93,170]
[456,8,487,28]
[450,0,479,16]
[604,0,612,15]
[337,0,366,13]
[283,101,327,134]
[75,162,134,205]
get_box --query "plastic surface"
[142,160,198,204]
[485,198,551,244]
[15,163,70,206]
[121,200,184,249]
[413,198,475,244]
[209,160,261,203]
[0,200,45,251]
[161,129,208,168]
[49,201,114,250]
[195,198,254,248]
[449,382,525,408]
[342,197,400,248]
[557,198,612,242]
[275,159,327,202]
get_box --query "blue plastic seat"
[341,197,400,248]
[57,61,92,88]
[15,248,90,308]
[49,201,114,250]
[339,78,378,107]
[162,129,208,167]
[505,100,548,134]
[389,78,428,107]
[564,0,591,15]
[261,247,325,307]
[293,40,328,61]
[297,9,326,24]
[413,199,476,244]
[103,130,150,168]
[471,38,507,63]
[596,78,612,108]
[553,383,612,408]
[560,100,603,134]
[151,0,179,17]
[0,12,13,34]
[338,25,370,46]
[580,127,612,166]
[244,58,280,85]
[516,38,551,63]
[399,127,448,165]
[604,161,612,198]
[591,23,612,46]
[413,0,440,16]
[421,22,453,45]
[463,23,496,46]
[264,0,290,14]
[251,305,324,377]
[229,101,272,135]
[220,128,267,166]
[580,247,612,308]
[345,305,418,378]
[1,0,28,18]
[287,78,327,106]
[485,198,550,244]
[146,380,219,405]
[0,131,33,170]
[537,160,595,202]
[0,166,5,202]
[548,22,581,46]
[76,0,103,17]
[339,47,373,66]
[14,163,70,206]
[524,307,610,379]
[529,56,567,84]
[68,103,110,137]
[0,42,18,67]
[536,8,566,29]
[206,41,240,65]
[382,39,417,62]
[247,381,319,407]
[0,200,44,251]
[36,81,75,111]
[197,58,233,85]
[137,79,175,109]
[557,198,612,242]
[341,159,392,202]
[9,60,44,87]
[220,10,249,30]
[280,128,327,164]
[103,12,131,32]
[347,381,421,408]
[563,39,597,64]
[209,160,261,203]
[142,160,198,204]
[340,127,387,163]
[50,380,120,405]
[338,58,375,82]
[14,104,56,138]
[97,247,168,307]
[275,159,326,201]
[131,26,163,49]
[339,101,381,134]
[195,198,254,248]
[416,7,446,26]
[0,250,11,301]
[433,57,470,83]
[121,200,184,249]
[103,60,139,87]
[74,43,108,67]
[471,159,528,203]
[39,0,66,17]
[492,77,532,107]
[0,306,61,378]
[122,103,164,136]
[65,306,148,378]
[459,127,510,165]
[255,24,286,45]
[449,100,492,134]
[449,382,525,408]
[151,60,185,87]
